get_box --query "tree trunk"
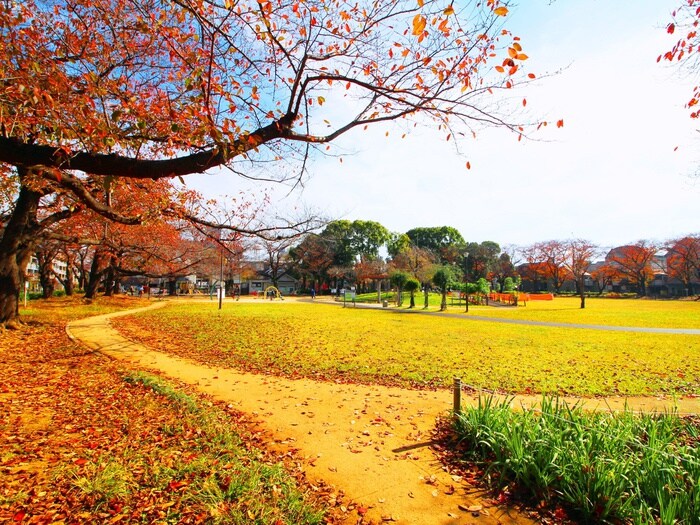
[579,276,586,309]
[424,286,429,309]
[0,253,21,325]
[440,289,447,311]
[409,290,415,308]
[0,182,42,326]
[103,261,115,297]
[39,267,55,299]
[64,266,75,296]
[84,251,104,299]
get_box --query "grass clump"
[453,396,700,523]
[121,372,325,525]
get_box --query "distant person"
[310,287,316,299]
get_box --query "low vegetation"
[451,395,700,523]
[116,300,700,396]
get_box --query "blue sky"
[191,0,699,249]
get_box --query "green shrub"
[453,396,700,523]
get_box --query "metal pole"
[218,249,223,310]
[453,377,462,416]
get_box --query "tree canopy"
[1,0,542,325]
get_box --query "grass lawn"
[466,295,700,329]
[355,293,700,328]
[116,300,700,396]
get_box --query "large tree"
[666,235,700,295]
[1,0,541,325]
[406,226,466,264]
[606,241,658,297]
[522,240,569,293]
[663,2,700,118]
[562,239,599,309]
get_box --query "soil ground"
[66,299,700,525]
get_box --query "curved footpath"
[67,302,700,525]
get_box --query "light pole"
[464,251,469,313]
[218,248,224,310]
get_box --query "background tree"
[259,235,301,289]
[355,259,388,302]
[666,235,700,296]
[562,239,599,309]
[387,233,412,259]
[463,241,501,281]
[319,221,356,268]
[348,221,390,263]
[493,251,518,292]
[290,234,335,292]
[523,240,569,293]
[404,277,421,309]
[590,262,617,295]
[1,0,543,326]
[606,241,658,297]
[432,266,457,312]
[389,270,410,307]
[390,245,437,308]
[406,226,466,264]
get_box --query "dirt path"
[66,302,700,525]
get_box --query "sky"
[189,0,700,250]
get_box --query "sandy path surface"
[66,302,700,525]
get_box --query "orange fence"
[528,293,554,300]
[488,292,522,305]
[487,292,554,306]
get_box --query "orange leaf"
[466,161,471,170]
[667,23,675,34]
[317,96,325,106]
[516,53,529,60]
[528,73,536,79]
[495,65,505,73]
[522,98,527,107]
[556,119,564,128]
[417,0,424,6]
[494,6,508,16]
[412,14,427,36]
[444,5,455,16]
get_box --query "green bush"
[453,396,700,523]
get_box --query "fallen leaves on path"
[0,298,339,524]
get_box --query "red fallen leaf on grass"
[168,480,188,490]
[13,510,26,521]
[74,458,88,466]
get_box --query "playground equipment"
[261,286,283,300]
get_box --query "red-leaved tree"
[1,0,546,326]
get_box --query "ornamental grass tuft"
[453,396,700,523]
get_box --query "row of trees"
[281,221,700,309]
[520,238,700,300]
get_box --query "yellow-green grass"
[117,302,700,397]
[464,296,700,329]
[20,295,150,323]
